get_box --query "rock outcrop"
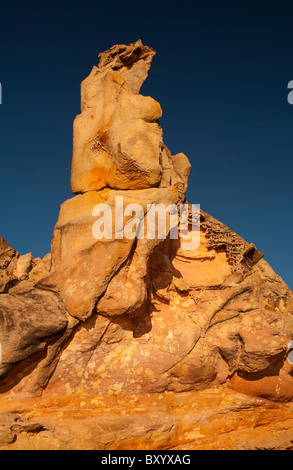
[1,40,293,450]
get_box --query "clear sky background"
[0,1,293,289]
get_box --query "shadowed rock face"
[1,40,293,450]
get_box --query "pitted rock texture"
[1,41,293,450]
[71,40,163,193]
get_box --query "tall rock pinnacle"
[71,39,163,193]
[0,41,293,450]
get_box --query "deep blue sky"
[1,1,293,289]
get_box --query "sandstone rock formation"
[1,40,293,450]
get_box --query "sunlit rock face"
[1,41,293,450]
[71,40,163,193]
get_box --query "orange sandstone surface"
[0,41,293,450]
